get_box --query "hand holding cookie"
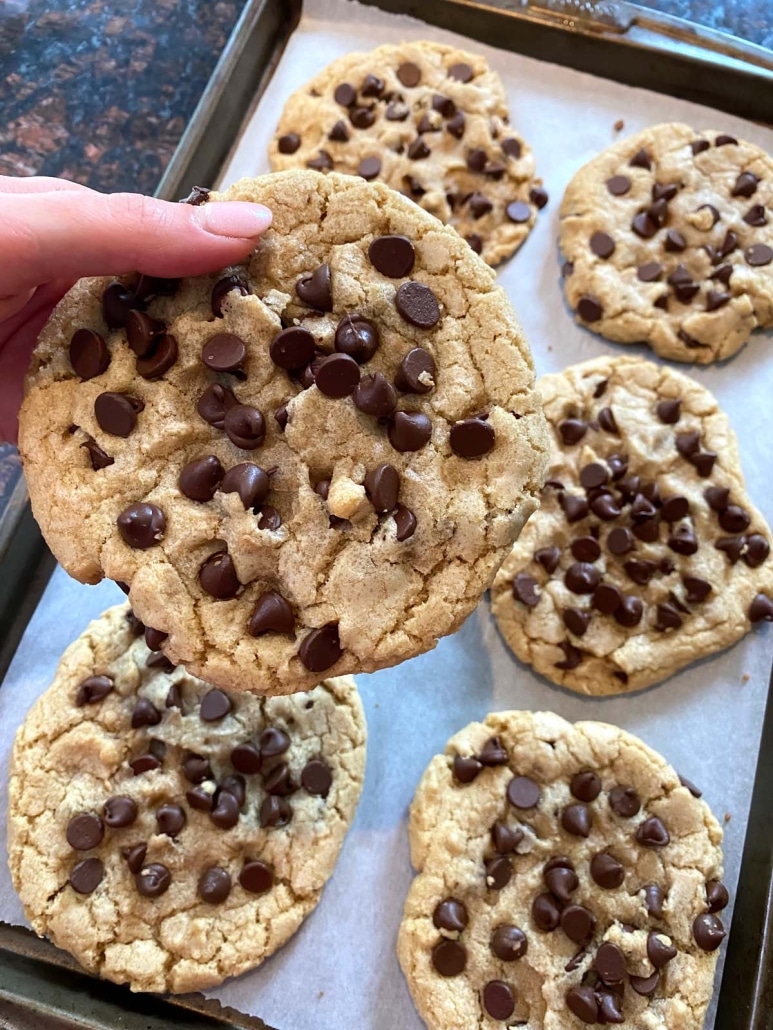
[0,176,272,443]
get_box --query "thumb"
[0,187,272,295]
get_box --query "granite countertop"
[0,0,769,198]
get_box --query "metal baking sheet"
[2,0,772,1027]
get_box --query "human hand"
[0,176,272,443]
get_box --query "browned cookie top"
[19,171,548,695]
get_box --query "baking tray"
[1,0,772,1026]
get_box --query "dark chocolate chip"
[211,790,241,829]
[396,61,421,87]
[448,61,473,82]
[136,862,171,897]
[199,551,241,600]
[395,281,440,328]
[532,892,562,931]
[561,904,596,943]
[307,150,333,171]
[75,675,113,706]
[590,232,615,259]
[182,753,213,784]
[358,155,381,180]
[66,812,104,851]
[296,264,333,311]
[364,463,400,514]
[566,985,598,1023]
[93,391,142,438]
[222,404,265,450]
[449,417,495,459]
[117,502,165,549]
[707,880,730,913]
[392,503,417,541]
[565,562,601,595]
[512,572,540,607]
[648,930,677,967]
[131,697,161,729]
[231,743,262,775]
[334,82,356,107]
[247,591,294,636]
[530,186,549,208]
[299,622,342,672]
[491,821,522,854]
[482,981,515,1021]
[590,852,625,889]
[637,261,663,282]
[746,243,773,266]
[103,796,137,828]
[202,333,246,375]
[301,759,333,797]
[179,455,225,502]
[485,854,512,890]
[609,785,641,818]
[122,843,147,874]
[313,353,360,398]
[446,111,466,138]
[636,816,670,847]
[743,204,768,227]
[197,383,238,428]
[277,132,301,154]
[683,575,712,603]
[668,525,699,556]
[507,775,540,809]
[661,495,690,522]
[719,504,750,533]
[506,200,531,224]
[644,883,665,918]
[555,640,583,670]
[156,803,186,838]
[433,897,468,933]
[750,594,773,622]
[102,281,139,329]
[558,418,587,445]
[69,328,110,380]
[571,537,601,563]
[631,970,660,997]
[595,941,626,985]
[690,139,710,154]
[220,463,270,510]
[561,803,592,837]
[606,175,632,196]
[577,296,603,322]
[491,925,527,961]
[395,347,436,395]
[198,688,232,722]
[69,857,105,894]
[389,410,432,452]
[432,938,466,976]
[407,137,430,160]
[129,753,161,776]
[453,754,482,783]
[240,860,274,894]
[198,866,231,904]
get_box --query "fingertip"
[193,201,273,240]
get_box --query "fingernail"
[195,202,272,239]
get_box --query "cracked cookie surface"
[269,42,545,267]
[560,122,773,362]
[491,356,773,696]
[7,604,366,994]
[398,710,727,1029]
[18,170,548,695]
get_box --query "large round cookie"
[7,604,366,994]
[560,123,773,362]
[491,356,773,696]
[269,42,546,267]
[398,710,728,1029]
[18,171,548,696]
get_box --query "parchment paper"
[2,1,772,1027]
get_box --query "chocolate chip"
[716,534,747,564]
[565,562,601,595]
[220,463,270,510]
[102,796,137,829]
[590,231,615,259]
[80,434,114,470]
[668,525,698,556]
[229,744,261,777]
[154,803,185,839]
[307,150,333,171]
[182,753,212,784]
[366,233,417,280]
[211,790,240,829]
[510,572,539,608]
[631,211,658,238]
[362,463,399,514]
[235,861,273,896]
[406,136,430,160]
[146,650,174,673]
[636,816,670,847]
[102,281,139,329]
[129,753,161,775]
[446,111,465,138]
[350,371,396,418]
[750,594,773,622]
[360,73,384,97]
[131,697,161,729]
[558,418,587,445]
[484,854,511,890]
[69,328,110,380]
[746,243,773,266]
[719,504,750,533]
[66,812,104,851]
[661,495,690,522]
[491,821,522,853]
[605,175,633,199]
[277,132,301,154]
[396,61,421,87]
[136,862,171,897]
[745,535,770,568]
[334,82,356,106]
[134,332,178,380]
[647,931,677,967]
[257,505,281,531]
[743,204,768,226]
[507,775,540,809]
[199,551,241,600]
[466,148,487,173]
[595,941,626,986]
[655,603,683,631]
[122,843,147,874]
[395,280,440,328]
[223,405,265,449]
[482,981,515,1021]
[592,583,622,616]
[395,348,436,396]
[385,502,415,542]
[561,904,596,943]
[532,892,562,931]
[453,754,482,783]
[117,502,165,549]
[590,852,625,889]
[75,675,113,706]
[609,785,640,818]
[69,857,104,894]
[571,536,600,563]
[465,234,483,254]
[506,200,531,224]
[332,316,378,366]
[449,417,495,459]
[683,576,712,604]
[198,866,231,904]
[311,353,359,399]
[93,391,142,438]
[197,383,238,428]
[432,938,466,977]
[690,139,710,154]
[703,880,729,915]
[577,296,603,322]
[244,592,295,640]
[298,622,342,672]
[295,263,333,311]
[202,333,246,375]
[433,897,468,933]
[605,528,632,556]
[490,925,527,962]
[530,187,549,208]
[389,410,432,452]
[559,611,589,642]
[561,803,592,837]
[643,883,665,918]
[677,773,702,797]
[178,455,224,502]
[300,758,332,797]
[448,61,473,81]
[355,155,380,180]
[431,93,456,118]
[566,985,598,1023]
[533,548,559,577]
[631,971,660,997]
[555,640,583,670]
[142,627,166,653]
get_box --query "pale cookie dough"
[269,42,546,267]
[491,356,773,696]
[560,122,773,362]
[7,604,366,994]
[398,710,728,1029]
[18,170,548,696]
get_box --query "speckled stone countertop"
[0,0,769,197]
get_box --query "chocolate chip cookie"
[398,710,727,1029]
[7,603,366,994]
[269,42,546,266]
[560,123,773,362]
[491,355,773,696]
[18,171,548,696]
